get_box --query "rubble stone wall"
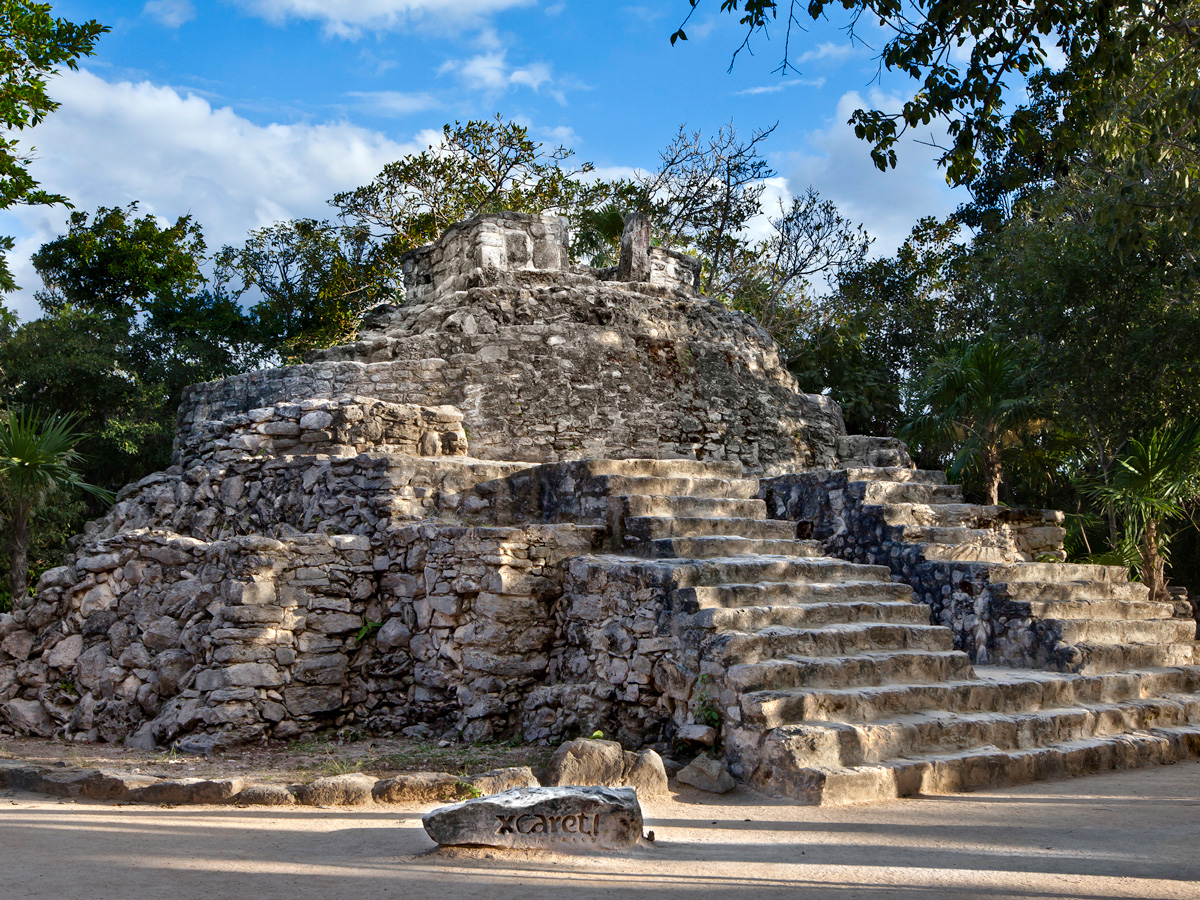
[175,396,467,468]
[0,522,604,748]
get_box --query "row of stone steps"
[587,457,1200,805]
[841,466,1195,673]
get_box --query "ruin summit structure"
[2,212,1200,804]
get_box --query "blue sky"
[1,0,964,319]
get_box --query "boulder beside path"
[422,786,644,851]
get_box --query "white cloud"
[439,51,567,103]
[241,0,535,38]
[1,69,419,319]
[786,89,966,257]
[144,0,195,28]
[348,90,440,117]
[736,77,825,95]
[797,42,857,66]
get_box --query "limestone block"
[544,738,668,799]
[296,773,378,806]
[3,698,54,736]
[372,772,464,804]
[1,630,35,661]
[45,634,83,670]
[129,777,245,805]
[236,784,297,806]
[467,766,540,796]
[676,755,736,794]
[422,786,643,851]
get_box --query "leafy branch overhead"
[675,1,1200,203]
[0,1,107,291]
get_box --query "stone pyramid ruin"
[2,211,1199,804]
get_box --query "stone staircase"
[566,459,1200,805]
[768,464,1197,673]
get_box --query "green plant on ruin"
[692,674,721,729]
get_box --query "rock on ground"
[543,738,668,799]
[422,786,644,851]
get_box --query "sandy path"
[3,761,1200,900]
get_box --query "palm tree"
[901,337,1046,505]
[1087,423,1200,604]
[0,410,111,601]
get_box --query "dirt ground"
[0,734,555,784]
[2,760,1200,900]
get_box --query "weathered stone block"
[422,786,643,851]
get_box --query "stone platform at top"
[174,211,846,474]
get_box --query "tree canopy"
[0,1,106,290]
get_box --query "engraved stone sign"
[422,786,643,851]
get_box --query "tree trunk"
[1140,517,1168,604]
[8,501,30,603]
[984,449,1003,506]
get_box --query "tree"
[0,2,107,290]
[634,122,776,296]
[5,204,258,491]
[1088,423,1200,603]
[0,409,109,600]
[675,0,1200,199]
[901,337,1047,505]
[728,187,871,356]
[216,218,392,362]
[332,116,614,283]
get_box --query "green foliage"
[901,337,1048,505]
[355,619,382,642]
[0,1,107,290]
[1086,423,1200,601]
[679,1,1199,188]
[332,116,615,282]
[3,205,260,493]
[692,674,721,729]
[0,408,110,598]
[216,219,393,363]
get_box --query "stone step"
[816,695,1200,768]
[1053,617,1197,646]
[725,649,975,693]
[690,601,932,634]
[843,468,948,485]
[741,668,1200,729]
[1000,596,1176,622]
[623,516,798,541]
[577,458,747,479]
[708,623,955,667]
[649,556,895,588]
[750,724,1200,805]
[984,562,1131,584]
[597,474,760,499]
[860,482,964,505]
[672,580,916,611]
[875,502,1001,528]
[614,494,768,520]
[990,579,1154,608]
[912,542,1013,563]
[898,525,1012,547]
[634,536,824,559]
[1073,641,1197,674]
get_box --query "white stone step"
[741,667,1200,729]
[985,561,1131,584]
[623,515,797,541]
[598,474,760,499]
[747,724,1200,805]
[613,494,768,519]
[646,556,896,588]
[689,601,932,633]
[634,536,823,559]
[843,468,948,485]
[672,580,915,611]
[725,649,975,693]
[860,481,964,504]
[708,623,954,667]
